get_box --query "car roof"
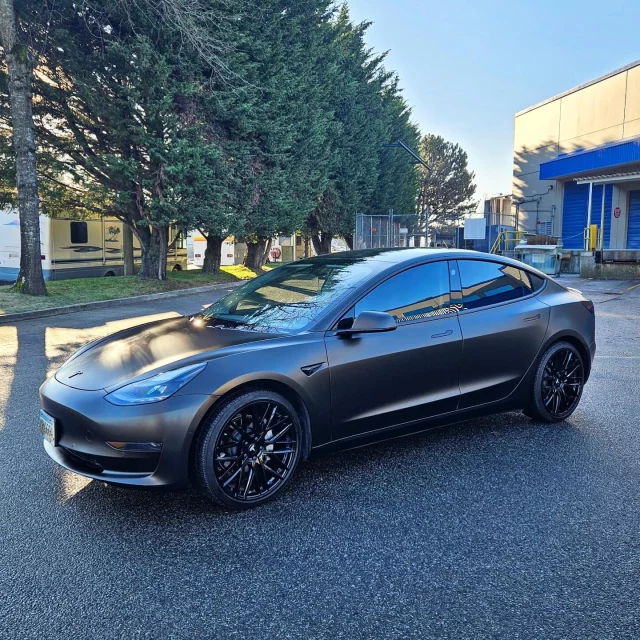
[296,247,461,262]
[293,247,548,279]
[297,247,502,265]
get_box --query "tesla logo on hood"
[68,370,84,379]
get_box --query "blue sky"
[346,0,640,205]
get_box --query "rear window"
[459,260,541,310]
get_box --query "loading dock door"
[562,182,612,249]
[562,182,589,249]
[628,191,640,250]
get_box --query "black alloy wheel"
[195,390,302,508]
[527,341,585,423]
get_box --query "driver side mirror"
[336,310,397,336]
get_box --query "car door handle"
[431,329,454,338]
[523,314,541,322]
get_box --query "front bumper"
[39,375,217,487]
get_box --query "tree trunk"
[311,233,332,255]
[202,234,223,275]
[137,225,168,280]
[244,238,269,270]
[262,238,273,264]
[343,234,353,250]
[122,223,135,275]
[0,0,46,295]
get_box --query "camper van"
[0,211,187,282]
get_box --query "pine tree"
[417,134,477,229]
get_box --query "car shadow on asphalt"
[56,409,588,526]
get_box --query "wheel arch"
[188,377,314,477]
[541,331,592,382]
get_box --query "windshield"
[202,261,373,333]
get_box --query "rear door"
[325,261,462,440]
[453,259,549,409]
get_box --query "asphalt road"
[1,277,640,639]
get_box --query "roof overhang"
[574,171,640,185]
[539,137,640,180]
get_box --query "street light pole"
[383,140,432,248]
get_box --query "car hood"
[55,316,280,391]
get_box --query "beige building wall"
[513,60,640,235]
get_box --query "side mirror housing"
[337,310,397,336]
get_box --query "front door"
[325,261,462,441]
[453,259,550,409]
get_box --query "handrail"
[490,230,529,254]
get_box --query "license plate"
[39,409,57,446]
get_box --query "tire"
[172,264,182,272]
[526,341,585,423]
[104,271,115,277]
[195,389,302,509]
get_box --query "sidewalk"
[0,280,242,325]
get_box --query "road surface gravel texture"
[0,277,639,639]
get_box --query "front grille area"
[60,446,160,474]
[61,447,104,473]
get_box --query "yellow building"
[513,59,640,276]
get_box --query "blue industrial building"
[513,60,640,276]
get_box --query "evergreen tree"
[2,0,428,280]
[231,0,337,269]
[417,134,477,229]
[3,0,237,280]
[305,7,421,253]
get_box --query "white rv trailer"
[189,232,236,267]
[0,211,187,282]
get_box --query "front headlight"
[105,362,207,406]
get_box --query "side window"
[458,260,531,309]
[70,221,88,244]
[355,261,453,323]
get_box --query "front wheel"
[195,390,302,509]
[526,341,585,423]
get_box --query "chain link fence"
[354,213,427,250]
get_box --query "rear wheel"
[526,341,585,423]
[195,390,302,509]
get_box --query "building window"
[70,221,88,244]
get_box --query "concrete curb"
[0,281,243,325]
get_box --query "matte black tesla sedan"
[40,249,595,508]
